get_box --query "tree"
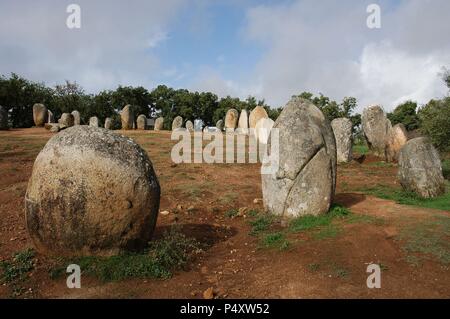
[418,97,450,152]
[111,86,153,118]
[387,101,420,131]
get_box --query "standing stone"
[154,117,164,131]
[104,117,112,130]
[47,110,55,123]
[33,104,48,127]
[386,123,408,162]
[249,106,269,129]
[59,113,74,128]
[0,106,8,130]
[24,126,161,256]
[398,137,445,198]
[172,116,183,131]
[331,118,353,163]
[185,120,194,132]
[262,97,336,218]
[225,109,239,131]
[362,105,391,159]
[254,118,274,145]
[121,105,134,130]
[89,116,99,127]
[216,119,224,131]
[71,110,81,125]
[237,109,249,134]
[137,115,147,130]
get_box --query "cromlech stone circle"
[331,118,353,163]
[172,116,183,130]
[59,113,75,128]
[104,117,112,130]
[121,105,134,130]
[33,103,48,127]
[216,119,224,131]
[0,105,8,130]
[154,117,164,131]
[254,117,274,145]
[262,97,337,218]
[72,110,81,125]
[398,137,445,198]
[249,106,268,129]
[89,116,99,127]
[185,120,194,132]
[225,109,239,130]
[386,123,408,162]
[24,126,161,256]
[362,105,391,159]
[137,114,147,130]
[237,109,249,134]
[47,110,55,123]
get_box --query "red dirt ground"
[0,128,449,299]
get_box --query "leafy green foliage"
[0,248,35,284]
[262,232,290,250]
[387,100,420,131]
[289,204,350,233]
[249,215,274,235]
[418,97,450,152]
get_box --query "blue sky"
[0,0,449,111]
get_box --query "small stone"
[203,287,214,299]
[160,210,170,216]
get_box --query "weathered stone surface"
[33,104,48,127]
[362,105,391,159]
[71,110,81,125]
[172,116,183,130]
[386,123,408,162]
[59,113,75,128]
[45,123,60,131]
[104,117,112,130]
[0,105,8,130]
[154,117,164,131]
[121,105,134,130]
[237,109,249,134]
[249,106,268,129]
[216,119,224,131]
[398,137,445,198]
[331,118,353,163]
[137,115,147,130]
[262,97,336,218]
[254,118,274,144]
[89,116,99,127]
[225,109,238,130]
[25,126,161,256]
[185,120,194,132]
[47,110,55,123]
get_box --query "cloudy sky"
[0,0,449,111]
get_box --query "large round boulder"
[121,105,134,130]
[398,137,445,198]
[237,109,249,134]
[89,116,99,127]
[254,117,274,145]
[59,113,75,128]
[24,126,161,256]
[0,105,8,130]
[362,105,391,159]
[262,97,336,218]
[33,104,48,127]
[71,110,81,125]
[386,123,408,162]
[137,114,147,130]
[331,118,353,163]
[249,106,268,129]
[104,117,112,130]
[225,109,239,130]
[154,117,164,131]
[172,116,183,131]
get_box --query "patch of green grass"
[366,161,395,168]
[219,192,239,205]
[442,159,450,180]
[360,183,450,211]
[344,213,385,225]
[224,209,239,218]
[353,143,368,155]
[313,224,341,240]
[50,227,202,282]
[333,265,349,278]
[307,263,320,272]
[247,209,259,217]
[289,204,350,233]
[0,248,35,284]
[249,215,274,236]
[261,232,290,250]
[397,215,450,265]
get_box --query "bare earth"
[0,128,449,299]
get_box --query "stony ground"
[0,128,449,299]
